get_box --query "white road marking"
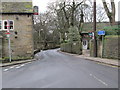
[20,64,25,67]
[25,62,32,65]
[3,64,26,71]
[3,69,9,71]
[16,64,26,69]
[14,65,19,67]
[90,74,108,86]
[16,66,21,69]
[10,66,15,69]
[28,62,32,64]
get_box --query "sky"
[32,0,120,21]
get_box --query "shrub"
[103,25,120,35]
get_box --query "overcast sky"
[32,0,120,21]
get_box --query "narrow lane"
[2,49,118,88]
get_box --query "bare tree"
[84,0,107,23]
[102,0,115,25]
[46,0,88,42]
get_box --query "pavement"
[1,49,119,88]
[59,50,120,67]
[0,59,37,67]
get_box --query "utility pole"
[93,0,97,57]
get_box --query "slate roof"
[1,1,33,13]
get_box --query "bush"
[60,41,82,55]
[68,26,81,42]
[103,25,120,35]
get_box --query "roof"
[1,1,33,13]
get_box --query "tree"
[33,11,60,49]
[102,0,115,26]
[68,26,80,42]
[61,0,85,26]
[46,0,89,43]
[84,0,107,22]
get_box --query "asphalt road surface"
[2,49,118,88]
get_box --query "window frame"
[3,20,14,30]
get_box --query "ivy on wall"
[103,25,120,35]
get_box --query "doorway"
[82,39,90,56]
[82,40,88,50]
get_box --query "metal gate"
[0,38,2,58]
[82,40,88,50]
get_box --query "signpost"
[98,30,105,35]
[98,30,105,58]
[6,20,12,62]
[89,32,94,39]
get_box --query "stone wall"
[90,35,119,59]
[1,14,34,59]
[103,36,119,59]
[89,39,94,57]
[60,41,82,55]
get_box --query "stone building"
[0,0,34,60]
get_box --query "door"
[82,40,88,50]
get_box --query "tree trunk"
[111,0,115,25]
[102,0,115,26]
[63,2,70,28]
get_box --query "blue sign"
[97,30,105,35]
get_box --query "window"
[4,21,7,30]
[3,20,14,30]
[0,21,1,30]
[9,21,14,29]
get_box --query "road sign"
[6,32,10,34]
[33,6,39,15]
[89,32,93,36]
[98,30,105,35]
[88,32,94,39]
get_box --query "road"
[2,49,118,88]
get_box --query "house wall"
[1,14,34,59]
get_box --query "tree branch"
[102,0,111,18]
[111,0,115,15]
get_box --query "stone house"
[0,1,34,59]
